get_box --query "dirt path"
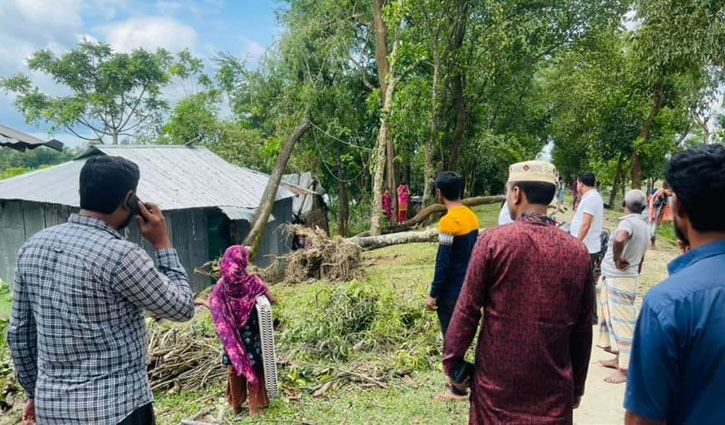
[574,325,627,425]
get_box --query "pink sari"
[209,245,268,383]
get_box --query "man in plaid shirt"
[7,156,195,425]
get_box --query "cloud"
[244,40,266,61]
[99,16,197,52]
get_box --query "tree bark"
[445,5,469,171]
[370,77,398,236]
[350,227,439,250]
[244,118,310,259]
[447,73,466,171]
[372,0,389,98]
[632,81,664,189]
[112,131,119,145]
[423,60,440,206]
[337,159,350,237]
[609,154,625,208]
[383,195,504,233]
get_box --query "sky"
[0,0,284,146]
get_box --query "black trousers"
[590,252,603,323]
[437,294,467,396]
[118,404,155,425]
[436,295,459,338]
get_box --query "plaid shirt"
[7,214,194,424]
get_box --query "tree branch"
[118,85,147,131]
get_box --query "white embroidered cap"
[507,160,559,185]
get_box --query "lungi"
[597,275,638,369]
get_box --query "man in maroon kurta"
[443,161,594,425]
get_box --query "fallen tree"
[349,228,438,250]
[366,195,505,235]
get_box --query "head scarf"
[209,245,268,383]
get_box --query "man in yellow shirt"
[426,171,479,401]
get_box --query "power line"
[309,121,373,152]
[312,131,368,184]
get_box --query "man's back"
[8,214,193,424]
[625,240,725,425]
[571,189,604,253]
[447,217,593,424]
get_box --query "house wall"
[1,198,294,291]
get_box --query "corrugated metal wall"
[1,198,294,291]
[0,201,78,285]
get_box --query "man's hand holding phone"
[136,202,172,251]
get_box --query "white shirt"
[498,202,513,225]
[601,214,650,278]
[570,189,604,253]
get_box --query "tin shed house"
[0,145,297,291]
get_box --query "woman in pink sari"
[397,181,410,223]
[196,245,276,416]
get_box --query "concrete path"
[574,325,627,425]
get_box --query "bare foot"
[599,358,618,369]
[604,370,627,384]
[433,391,468,402]
[602,346,617,355]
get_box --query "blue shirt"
[624,239,725,425]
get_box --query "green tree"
[1,41,174,144]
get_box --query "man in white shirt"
[597,189,650,384]
[570,171,604,322]
[498,201,514,225]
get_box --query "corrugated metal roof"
[0,145,294,215]
[0,123,64,152]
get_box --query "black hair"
[511,181,556,205]
[80,156,140,214]
[665,144,725,232]
[578,171,596,187]
[435,171,463,201]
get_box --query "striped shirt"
[7,214,194,424]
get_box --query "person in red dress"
[443,160,594,425]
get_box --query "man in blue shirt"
[624,144,725,425]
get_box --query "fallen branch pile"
[146,321,226,392]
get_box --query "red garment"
[382,192,393,219]
[444,214,594,425]
[398,209,407,223]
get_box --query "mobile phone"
[127,193,143,217]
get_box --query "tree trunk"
[423,60,440,206]
[244,119,310,259]
[445,6,469,172]
[463,168,473,198]
[350,227,439,250]
[370,78,398,236]
[386,132,397,215]
[609,155,624,208]
[112,131,119,145]
[372,0,389,98]
[382,195,504,234]
[447,73,466,171]
[632,81,664,189]
[337,159,350,237]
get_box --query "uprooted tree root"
[196,226,364,285]
[275,225,362,283]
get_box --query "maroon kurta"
[443,214,594,425]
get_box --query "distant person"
[382,188,393,222]
[597,189,650,384]
[570,171,604,323]
[556,179,566,205]
[426,172,479,402]
[195,245,277,417]
[498,200,513,225]
[647,184,673,248]
[397,181,410,223]
[7,156,194,425]
[625,145,725,425]
[444,161,593,424]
